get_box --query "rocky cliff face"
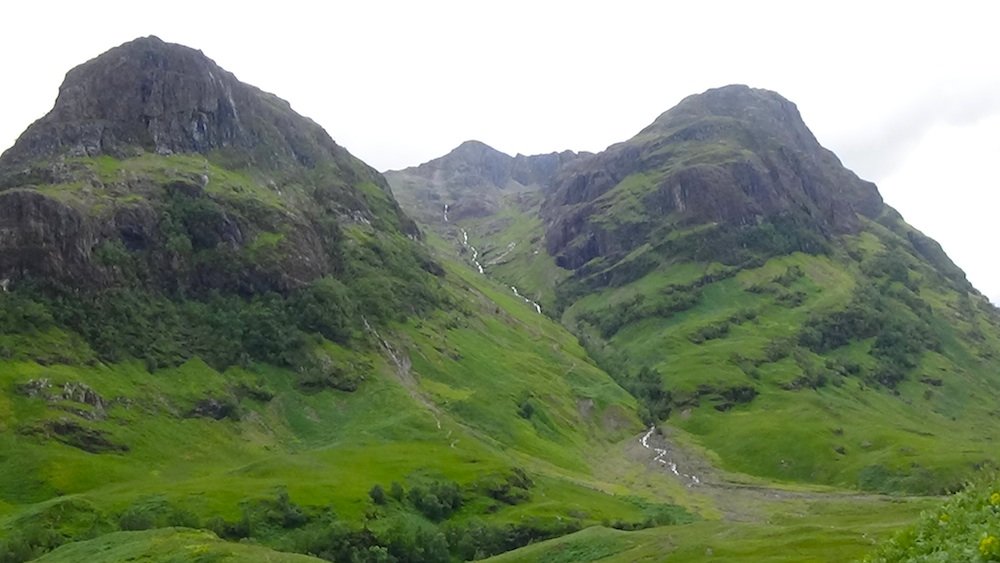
[542,85,885,269]
[2,36,369,172]
[0,36,420,293]
[385,140,585,223]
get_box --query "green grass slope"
[551,209,1000,494]
[32,528,324,563]
[396,141,1000,497]
[0,245,696,562]
[483,496,930,563]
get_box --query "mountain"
[0,35,423,297]
[389,85,1000,498]
[385,140,585,224]
[4,37,995,562]
[385,142,588,308]
[542,85,885,269]
[0,37,682,562]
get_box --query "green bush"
[407,479,462,521]
[798,282,938,387]
[369,484,387,505]
[865,474,1000,561]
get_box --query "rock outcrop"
[2,36,369,173]
[541,85,885,269]
[0,36,420,293]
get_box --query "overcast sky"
[3,1,999,301]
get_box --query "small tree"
[369,484,387,505]
[389,481,405,501]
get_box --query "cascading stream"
[640,426,701,486]
[510,285,542,314]
[457,228,541,314]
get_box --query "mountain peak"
[0,36,349,172]
[0,37,420,291]
[543,85,885,269]
[453,139,501,153]
[385,141,586,224]
[639,84,816,150]
[664,84,795,119]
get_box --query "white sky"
[3,1,999,301]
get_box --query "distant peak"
[457,139,492,149]
[450,140,506,157]
[129,34,166,45]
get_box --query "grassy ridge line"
[32,528,324,562]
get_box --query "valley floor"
[488,425,935,562]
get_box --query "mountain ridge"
[384,139,586,224]
[388,82,1000,498]
[541,84,888,270]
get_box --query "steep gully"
[438,208,894,511]
[446,204,542,314]
[641,426,701,486]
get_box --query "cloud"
[834,81,1000,180]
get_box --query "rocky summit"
[0,36,420,294]
[3,35,356,169]
[542,85,886,269]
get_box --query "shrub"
[865,474,1000,561]
[389,481,405,502]
[369,484,387,505]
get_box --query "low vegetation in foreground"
[866,475,1000,562]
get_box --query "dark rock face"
[542,85,886,269]
[1,35,365,172]
[189,397,238,420]
[2,36,243,162]
[0,190,98,284]
[0,36,421,293]
[22,419,128,453]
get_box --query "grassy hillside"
[568,212,1000,493]
[379,88,1000,561]
[447,191,1000,495]
[0,241,703,561]
[483,496,933,563]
